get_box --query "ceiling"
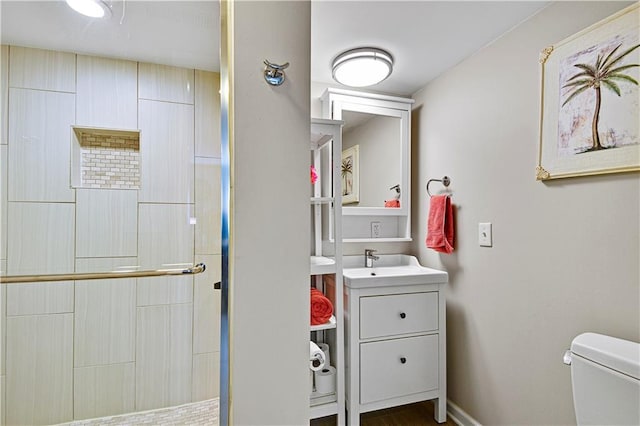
[1,0,549,96]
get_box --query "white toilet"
[565,332,640,425]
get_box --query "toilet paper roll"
[318,343,331,368]
[314,366,336,394]
[309,341,326,372]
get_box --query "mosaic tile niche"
[72,127,141,189]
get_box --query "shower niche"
[71,126,141,190]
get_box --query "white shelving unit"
[309,118,344,424]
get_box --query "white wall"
[224,1,311,425]
[410,2,639,424]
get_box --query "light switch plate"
[479,222,492,247]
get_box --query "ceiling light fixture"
[332,47,393,87]
[65,0,111,18]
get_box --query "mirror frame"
[321,88,413,218]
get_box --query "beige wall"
[410,2,639,424]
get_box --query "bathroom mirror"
[321,88,414,241]
[341,110,402,208]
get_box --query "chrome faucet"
[364,249,379,268]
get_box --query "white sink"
[342,255,448,288]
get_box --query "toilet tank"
[569,333,640,426]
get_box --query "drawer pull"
[399,312,406,319]
[400,357,407,364]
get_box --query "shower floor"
[59,398,219,426]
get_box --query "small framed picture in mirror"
[341,145,359,204]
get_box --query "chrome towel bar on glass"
[426,176,451,197]
[0,263,206,284]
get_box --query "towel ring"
[426,176,451,197]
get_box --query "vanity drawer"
[360,292,438,339]
[360,334,439,404]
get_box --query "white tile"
[76,55,138,130]
[195,70,220,157]
[1,261,5,376]
[75,258,137,367]
[76,189,138,258]
[139,63,194,104]
[193,255,221,354]
[1,45,8,145]
[0,146,6,260]
[9,46,75,92]
[138,203,194,269]
[6,281,73,316]
[8,88,75,202]
[138,100,194,203]
[1,374,5,426]
[7,202,75,275]
[136,304,193,411]
[73,363,135,420]
[6,202,74,315]
[195,157,221,255]
[192,352,220,401]
[136,275,193,306]
[6,314,73,425]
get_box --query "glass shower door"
[0,2,221,424]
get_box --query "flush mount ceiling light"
[65,0,111,18]
[332,47,394,87]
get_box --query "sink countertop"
[342,255,448,289]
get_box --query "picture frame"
[341,145,359,204]
[537,3,639,181]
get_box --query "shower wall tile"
[194,255,221,354]
[6,313,73,425]
[137,276,193,306]
[76,189,138,258]
[73,363,135,420]
[138,100,194,203]
[195,70,220,157]
[1,45,8,145]
[8,88,75,202]
[6,281,74,316]
[138,203,195,269]
[76,55,138,130]
[139,63,194,104]
[195,158,221,255]
[75,258,137,367]
[1,146,6,260]
[192,352,220,401]
[1,374,5,426]
[136,304,193,411]
[1,260,5,376]
[9,46,75,93]
[7,202,75,274]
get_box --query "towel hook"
[426,176,451,197]
[263,60,289,86]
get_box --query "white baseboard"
[447,399,482,426]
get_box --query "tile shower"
[0,46,221,425]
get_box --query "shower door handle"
[0,263,206,284]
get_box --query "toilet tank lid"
[571,333,640,380]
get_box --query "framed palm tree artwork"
[341,145,359,204]
[537,3,639,180]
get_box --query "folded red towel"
[426,195,454,254]
[384,199,400,208]
[310,288,333,325]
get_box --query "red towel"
[426,195,454,254]
[310,288,333,325]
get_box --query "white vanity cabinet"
[343,261,448,425]
[309,119,345,423]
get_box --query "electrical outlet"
[479,222,492,247]
[371,221,381,238]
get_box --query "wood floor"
[310,401,458,426]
